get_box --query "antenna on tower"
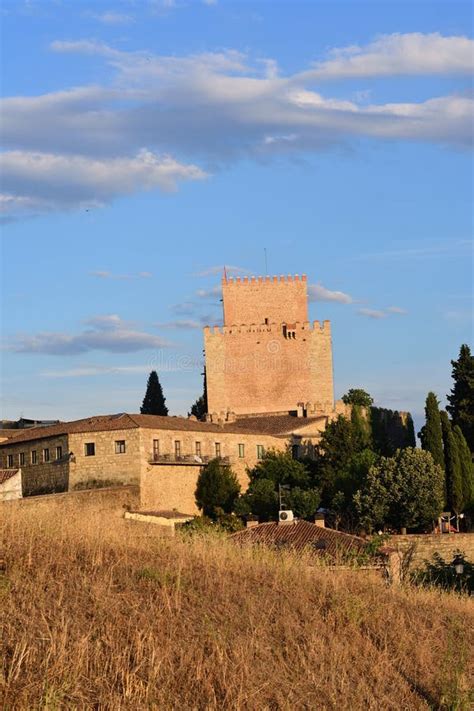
[264,248,268,276]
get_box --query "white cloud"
[1,33,472,220]
[195,285,222,300]
[0,149,207,219]
[358,308,387,319]
[308,283,353,304]
[5,315,171,355]
[386,306,407,314]
[90,11,135,25]
[302,33,474,80]
[155,318,210,330]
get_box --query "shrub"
[195,459,241,518]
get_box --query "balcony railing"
[148,453,231,465]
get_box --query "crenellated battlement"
[222,274,307,285]
[204,319,331,337]
[204,269,334,417]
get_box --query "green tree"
[140,371,168,416]
[287,487,321,520]
[342,389,374,408]
[440,411,463,513]
[234,479,278,521]
[354,448,445,533]
[189,368,208,420]
[314,415,366,503]
[447,344,474,451]
[249,450,311,489]
[195,459,240,518]
[236,452,319,521]
[453,425,474,509]
[351,404,372,450]
[419,392,444,470]
[404,414,417,449]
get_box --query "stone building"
[0,413,312,513]
[204,274,334,418]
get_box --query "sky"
[0,0,472,434]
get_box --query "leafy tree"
[316,415,358,497]
[189,368,208,420]
[249,450,311,489]
[140,371,168,416]
[453,425,474,509]
[447,344,474,451]
[287,487,321,520]
[234,479,278,521]
[354,448,445,533]
[419,392,444,470]
[236,451,319,521]
[440,411,463,513]
[351,404,372,450]
[195,459,240,518]
[342,389,374,408]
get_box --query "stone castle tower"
[204,274,334,418]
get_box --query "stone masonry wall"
[205,321,334,415]
[222,275,308,326]
[1,485,140,518]
[389,533,474,566]
[140,464,202,514]
[139,427,286,489]
[138,427,287,513]
[68,429,142,489]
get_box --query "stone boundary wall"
[1,485,139,517]
[389,533,474,565]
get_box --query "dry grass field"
[1,503,473,710]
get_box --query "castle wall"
[205,320,334,416]
[68,429,142,489]
[222,275,308,326]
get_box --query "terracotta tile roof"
[0,469,20,485]
[0,414,139,446]
[231,520,368,559]
[0,430,28,440]
[0,412,287,447]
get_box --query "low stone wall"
[1,485,139,517]
[141,464,200,515]
[389,533,474,566]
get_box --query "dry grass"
[1,504,473,711]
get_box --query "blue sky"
[0,0,472,433]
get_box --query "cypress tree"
[140,371,168,416]
[440,411,463,513]
[446,344,474,451]
[404,414,416,449]
[419,392,444,470]
[453,425,474,509]
[189,368,208,420]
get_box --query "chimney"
[314,513,325,528]
[246,516,259,529]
